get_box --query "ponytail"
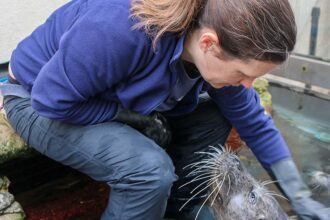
[131,0,296,62]
[130,0,204,48]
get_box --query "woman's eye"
[248,191,257,205]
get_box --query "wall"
[1,0,330,63]
[0,0,69,63]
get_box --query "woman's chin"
[210,83,230,89]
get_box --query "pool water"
[239,104,330,215]
[273,105,330,204]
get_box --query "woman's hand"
[112,107,171,148]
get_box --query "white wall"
[0,0,69,63]
[1,0,330,63]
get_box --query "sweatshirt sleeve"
[31,4,147,125]
[208,86,291,168]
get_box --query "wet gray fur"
[182,146,289,220]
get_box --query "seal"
[309,171,330,191]
[181,146,289,220]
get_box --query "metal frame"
[271,54,330,90]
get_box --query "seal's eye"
[248,191,257,205]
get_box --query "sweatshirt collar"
[169,33,187,83]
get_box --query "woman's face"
[183,27,280,89]
[195,52,279,89]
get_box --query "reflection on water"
[239,104,330,214]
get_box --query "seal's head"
[309,170,330,191]
[186,146,289,220]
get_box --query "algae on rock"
[0,96,32,164]
[253,77,273,115]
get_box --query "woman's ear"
[198,29,220,54]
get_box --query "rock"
[0,212,25,220]
[0,177,25,219]
[0,193,14,211]
[253,77,273,115]
[0,177,10,192]
[0,100,32,164]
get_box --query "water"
[273,106,330,173]
[273,105,330,206]
[0,76,8,83]
[239,104,330,214]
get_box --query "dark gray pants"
[3,95,231,220]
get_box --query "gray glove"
[269,159,330,220]
[112,106,171,148]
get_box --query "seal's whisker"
[227,174,231,196]
[211,172,227,206]
[192,171,220,180]
[185,161,219,174]
[195,179,222,220]
[187,173,216,192]
[183,156,219,167]
[179,176,220,212]
[266,192,288,201]
[210,145,225,155]
[183,160,213,170]
[179,173,218,189]
[223,145,233,153]
[186,165,217,175]
[183,158,219,170]
[191,173,222,194]
[191,160,219,170]
[211,181,223,207]
[195,151,222,160]
[261,180,279,186]
[186,165,219,177]
[186,170,209,178]
[311,184,321,191]
[190,172,216,182]
[216,143,227,151]
[187,165,211,176]
[264,192,279,204]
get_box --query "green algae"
[253,77,273,114]
[0,106,33,164]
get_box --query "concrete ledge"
[265,73,330,101]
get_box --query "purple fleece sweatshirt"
[10,0,291,167]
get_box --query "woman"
[1,0,329,219]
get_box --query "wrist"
[269,159,311,200]
[112,106,149,129]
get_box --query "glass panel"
[290,0,330,61]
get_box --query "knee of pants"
[110,144,177,191]
[140,149,176,187]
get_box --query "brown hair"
[130,0,296,62]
